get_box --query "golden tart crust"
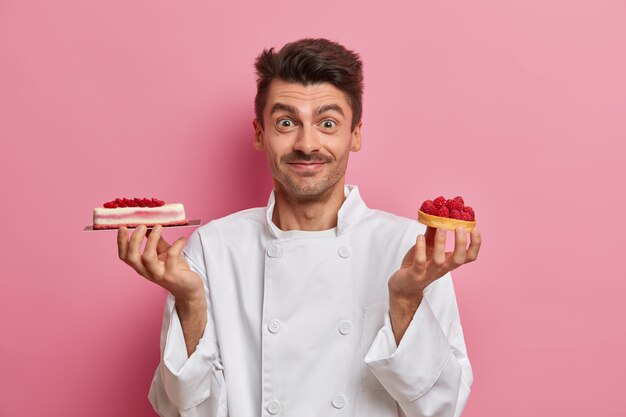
[418,210,476,233]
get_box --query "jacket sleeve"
[148,229,228,417]
[364,271,473,417]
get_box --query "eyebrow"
[315,104,344,117]
[270,102,345,117]
[270,103,298,116]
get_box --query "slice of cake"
[93,197,188,229]
[418,196,476,232]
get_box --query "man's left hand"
[388,226,481,345]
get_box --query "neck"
[272,180,346,232]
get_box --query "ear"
[252,119,264,151]
[350,120,362,152]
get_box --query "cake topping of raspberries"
[446,198,464,212]
[420,195,475,221]
[463,206,475,221]
[420,200,436,215]
[433,196,446,208]
[102,197,166,208]
[449,209,463,219]
[436,205,450,217]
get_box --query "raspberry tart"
[418,196,476,232]
[92,197,188,229]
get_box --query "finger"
[126,225,149,274]
[156,235,171,255]
[400,244,415,268]
[412,234,427,274]
[165,237,187,272]
[451,226,468,266]
[465,226,482,262]
[432,227,447,266]
[117,227,128,260]
[144,225,172,254]
[143,225,161,257]
[143,225,164,277]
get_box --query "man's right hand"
[117,225,204,302]
[118,224,208,356]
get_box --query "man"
[118,38,481,417]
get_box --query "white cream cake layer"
[93,203,186,226]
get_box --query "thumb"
[156,236,171,254]
[401,244,414,267]
[165,237,187,271]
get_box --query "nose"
[293,124,321,154]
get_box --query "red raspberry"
[463,206,475,221]
[103,202,117,208]
[453,196,465,206]
[123,198,138,207]
[461,211,473,221]
[449,209,463,220]
[151,198,165,207]
[134,198,146,207]
[446,198,464,211]
[433,196,446,208]
[141,198,154,207]
[420,200,436,215]
[114,198,127,207]
[436,205,449,218]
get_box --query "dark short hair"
[254,38,364,131]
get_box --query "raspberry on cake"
[93,197,188,229]
[418,195,476,232]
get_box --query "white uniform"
[148,185,472,417]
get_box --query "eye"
[321,120,336,129]
[278,118,295,128]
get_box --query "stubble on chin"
[274,163,345,200]
[269,147,351,200]
[282,175,332,198]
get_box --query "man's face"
[253,79,362,199]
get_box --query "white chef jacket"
[148,185,473,417]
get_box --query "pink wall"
[1,0,624,415]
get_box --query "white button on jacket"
[332,394,347,409]
[268,320,281,334]
[148,185,473,417]
[266,400,281,415]
[338,320,352,335]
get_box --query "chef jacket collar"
[265,184,369,239]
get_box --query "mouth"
[287,162,328,172]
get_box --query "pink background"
[1,0,624,415]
